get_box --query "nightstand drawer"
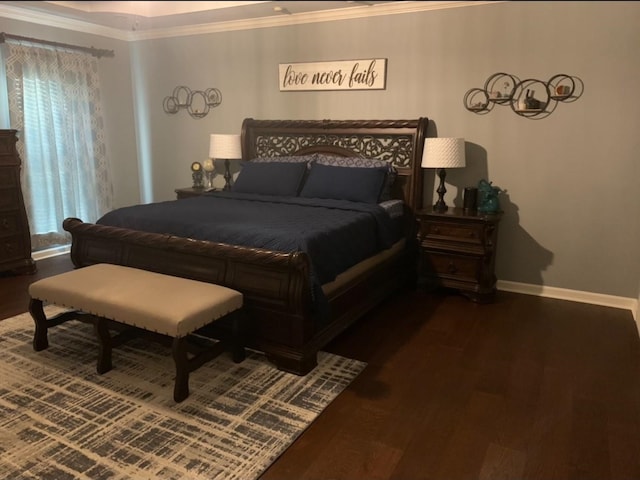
[416,207,501,303]
[420,220,484,245]
[422,252,481,281]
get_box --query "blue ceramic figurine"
[477,179,502,213]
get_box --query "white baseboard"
[33,245,70,261]
[497,280,639,326]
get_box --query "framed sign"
[279,58,387,92]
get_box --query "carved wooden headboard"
[240,118,429,214]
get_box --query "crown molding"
[0,1,503,42]
[133,1,501,40]
[0,4,132,41]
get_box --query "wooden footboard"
[63,217,413,374]
[63,218,316,360]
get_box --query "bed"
[63,117,429,375]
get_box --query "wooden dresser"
[416,207,501,303]
[0,129,36,274]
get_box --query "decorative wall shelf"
[163,86,222,119]
[464,73,583,119]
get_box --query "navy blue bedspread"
[97,192,403,313]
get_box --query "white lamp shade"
[209,134,242,159]
[422,137,466,169]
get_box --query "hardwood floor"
[2,256,639,480]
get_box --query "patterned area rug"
[0,306,366,479]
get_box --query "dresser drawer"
[0,167,18,188]
[0,187,20,210]
[0,130,35,274]
[0,211,22,236]
[421,251,481,282]
[0,235,25,262]
[420,219,484,246]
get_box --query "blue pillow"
[314,154,397,201]
[299,163,388,203]
[232,161,307,196]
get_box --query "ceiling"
[0,1,406,32]
[0,1,481,39]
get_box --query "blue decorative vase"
[477,179,502,214]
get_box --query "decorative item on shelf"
[463,72,519,114]
[547,73,578,102]
[203,158,215,190]
[486,72,519,104]
[523,89,543,110]
[191,161,204,189]
[464,73,583,119]
[511,79,550,117]
[209,134,242,191]
[163,86,222,119]
[477,179,502,214]
[422,137,466,213]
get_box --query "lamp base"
[204,171,215,190]
[433,201,448,213]
[433,167,448,213]
[223,159,232,191]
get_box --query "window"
[2,40,113,252]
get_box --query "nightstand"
[175,187,209,199]
[416,207,502,303]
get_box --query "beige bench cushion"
[29,264,243,338]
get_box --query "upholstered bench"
[28,263,246,402]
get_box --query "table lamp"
[422,137,466,213]
[209,134,242,191]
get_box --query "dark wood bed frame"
[63,117,429,375]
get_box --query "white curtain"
[3,40,113,251]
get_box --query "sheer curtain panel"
[3,40,113,251]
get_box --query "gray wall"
[1,1,639,302]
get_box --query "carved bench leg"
[29,298,49,351]
[172,337,190,403]
[94,317,113,374]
